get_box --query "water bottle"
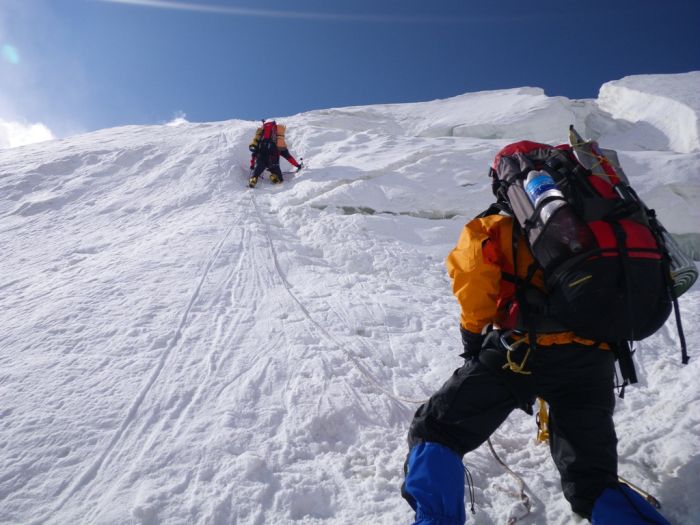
[524,170,567,223]
[524,170,593,269]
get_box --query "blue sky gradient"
[1,0,699,136]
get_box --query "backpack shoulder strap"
[476,201,512,219]
[510,222,540,353]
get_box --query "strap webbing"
[673,296,690,364]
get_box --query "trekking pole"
[618,476,662,509]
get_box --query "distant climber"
[248,120,303,188]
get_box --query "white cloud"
[165,110,189,127]
[0,117,54,149]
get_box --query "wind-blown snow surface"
[1,73,699,525]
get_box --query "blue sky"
[1,0,699,137]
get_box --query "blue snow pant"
[591,484,670,524]
[402,442,466,525]
[402,337,620,524]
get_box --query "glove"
[296,162,304,172]
[249,145,257,153]
[460,326,484,360]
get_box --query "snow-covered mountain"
[1,72,698,525]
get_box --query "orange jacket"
[446,214,604,347]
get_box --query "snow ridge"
[598,72,700,153]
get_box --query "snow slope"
[1,72,699,525]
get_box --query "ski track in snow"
[49,192,251,521]
[1,74,700,525]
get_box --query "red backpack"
[485,126,693,362]
[259,121,278,155]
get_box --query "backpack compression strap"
[647,209,690,364]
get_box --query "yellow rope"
[618,475,662,509]
[569,139,624,184]
[501,337,532,375]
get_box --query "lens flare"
[2,45,20,65]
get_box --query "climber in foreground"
[248,119,303,188]
[400,128,688,524]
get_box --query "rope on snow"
[487,437,532,524]
[250,191,428,407]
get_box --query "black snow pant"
[405,333,618,519]
[252,150,283,181]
